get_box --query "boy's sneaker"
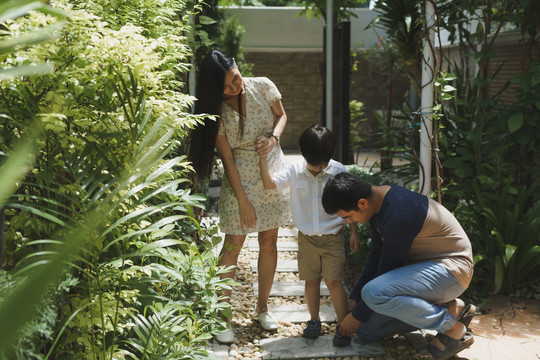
[333,326,351,347]
[302,319,321,338]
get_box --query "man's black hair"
[322,172,373,214]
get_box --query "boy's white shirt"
[272,159,347,236]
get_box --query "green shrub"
[471,181,540,294]
[0,271,78,359]
[368,0,540,295]
[345,164,390,186]
[0,0,232,358]
[440,62,540,294]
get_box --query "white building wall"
[224,6,380,51]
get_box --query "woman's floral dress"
[218,77,291,235]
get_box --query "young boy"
[257,124,359,346]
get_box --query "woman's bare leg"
[256,227,278,312]
[218,234,247,304]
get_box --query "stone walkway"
[457,295,540,360]
[209,227,394,359]
[208,225,540,359]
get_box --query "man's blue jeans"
[356,261,465,342]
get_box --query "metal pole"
[419,1,435,194]
[326,0,333,131]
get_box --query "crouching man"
[322,173,475,360]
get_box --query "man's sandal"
[458,304,476,329]
[417,331,475,360]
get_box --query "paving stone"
[260,335,387,359]
[208,341,228,360]
[269,304,336,323]
[278,228,298,237]
[247,241,298,252]
[250,259,298,272]
[247,228,298,238]
[214,241,297,258]
[253,281,330,296]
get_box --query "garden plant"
[367,0,540,298]
[0,0,235,358]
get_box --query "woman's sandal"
[458,304,477,329]
[417,331,475,360]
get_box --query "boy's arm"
[258,151,277,189]
[348,223,359,254]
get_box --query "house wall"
[227,7,380,51]
[442,31,539,105]
[486,32,540,104]
[245,52,323,150]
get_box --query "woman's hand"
[255,135,277,157]
[238,196,257,229]
[216,134,257,230]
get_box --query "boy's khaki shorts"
[297,230,346,281]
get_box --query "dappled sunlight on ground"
[458,295,540,360]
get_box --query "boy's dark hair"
[298,124,335,165]
[322,172,373,214]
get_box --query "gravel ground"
[220,242,418,360]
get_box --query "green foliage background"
[0,0,233,358]
[367,0,540,296]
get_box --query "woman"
[188,50,291,344]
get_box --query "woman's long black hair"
[188,50,237,180]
